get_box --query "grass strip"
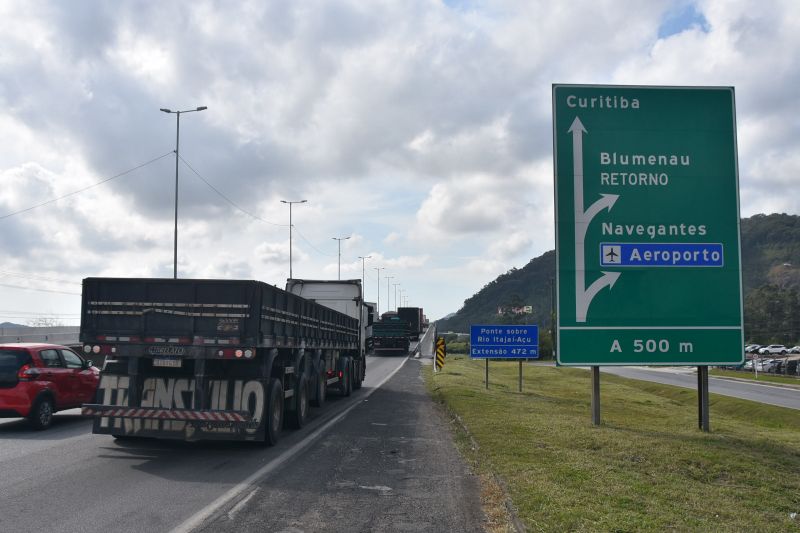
[710,368,800,386]
[425,356,800,532]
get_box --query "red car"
[0,343,100,429]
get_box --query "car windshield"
[0,349,32,386]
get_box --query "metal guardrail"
[0,327,80,345]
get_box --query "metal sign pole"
[518,360,523,392]
[700,366,710,432]
[591,366,600,426]
[485,359,489,389]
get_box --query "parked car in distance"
[745,344,762,353]
[789,346,800,354]
[0,343,100,429]
[758,344,788,355]
[761,359,780,373]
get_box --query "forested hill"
[437,213,800,343]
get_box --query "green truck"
[371,313,410,355]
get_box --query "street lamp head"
[196,106,207,111]
[160,108,172,113]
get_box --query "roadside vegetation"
[425,356,800,532]
[711,368,800,386]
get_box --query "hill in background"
[437,213,800,347]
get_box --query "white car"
[758,344,788,355]
[761,359,779,372]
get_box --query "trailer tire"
[287,374,309,429]
[264,378,283,446]
[340,357,351,397]
[311,370,326,408]
[353,358,363,390]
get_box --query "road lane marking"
[171,356,409,533]
[226,487,258,520]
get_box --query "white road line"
[170,356,409,533]
[226,487,259,520]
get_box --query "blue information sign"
[470,324,539,359]
[600,243,724,267]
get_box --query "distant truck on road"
[397,307,424,340]
[80,277,365,445]
[372,313,411,355]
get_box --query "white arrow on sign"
[569,116,620,322]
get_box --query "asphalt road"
[600,366,800,410]
[0,351,483,533]
[199,355,483,532]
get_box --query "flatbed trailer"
[79,277,362,444]
[371,321,410,355]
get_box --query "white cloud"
[0,0,798,323]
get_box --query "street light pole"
[393,283,400,311]
[358,256,371,297]
[280,199,307,279]
[373,267,384,315]
[160,106,207,279]
[386,276,394,314]
[332,236,351,280]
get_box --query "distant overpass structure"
[0,326,80,345]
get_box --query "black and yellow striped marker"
[435,337,446,371]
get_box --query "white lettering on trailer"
[98,376,264,436]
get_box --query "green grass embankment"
[710,368,800,387]
[425,356,800,532]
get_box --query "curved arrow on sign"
[569,116,620,322]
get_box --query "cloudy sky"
[1,0,798,326]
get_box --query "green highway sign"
[553,85,744,366]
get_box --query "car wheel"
[28,396,54,430]
[287,374,309,429]
[264,378,283,446]
[781,350,787,355]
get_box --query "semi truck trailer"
[80,277,363,445]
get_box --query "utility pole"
[332,236,351,280]
[393,283,400,311]
[159,105,207,278]
[386,276,394,314]
[280,199,307,279]
[373,267,385,315]
[358,256,371,298]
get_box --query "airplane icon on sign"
[601,244,622,265]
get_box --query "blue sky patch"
[658,3,710,38]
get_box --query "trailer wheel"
[340,357,351,397]
[353,358,363,390]
[287,374,309,429]
[264,378,283,446]
[311,370,326,408]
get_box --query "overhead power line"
[180,155,337,257]
[0,270,82,286]
[179,155,287,227]
[0,282,80,296]
[292,226,336,257]
[0,151,174,221]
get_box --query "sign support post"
[698,366,710,431]
[518,360,522,392]
[591,366,600,426]
[485,360,489,389]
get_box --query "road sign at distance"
[553,85,744,366]
[470,325,539,359]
